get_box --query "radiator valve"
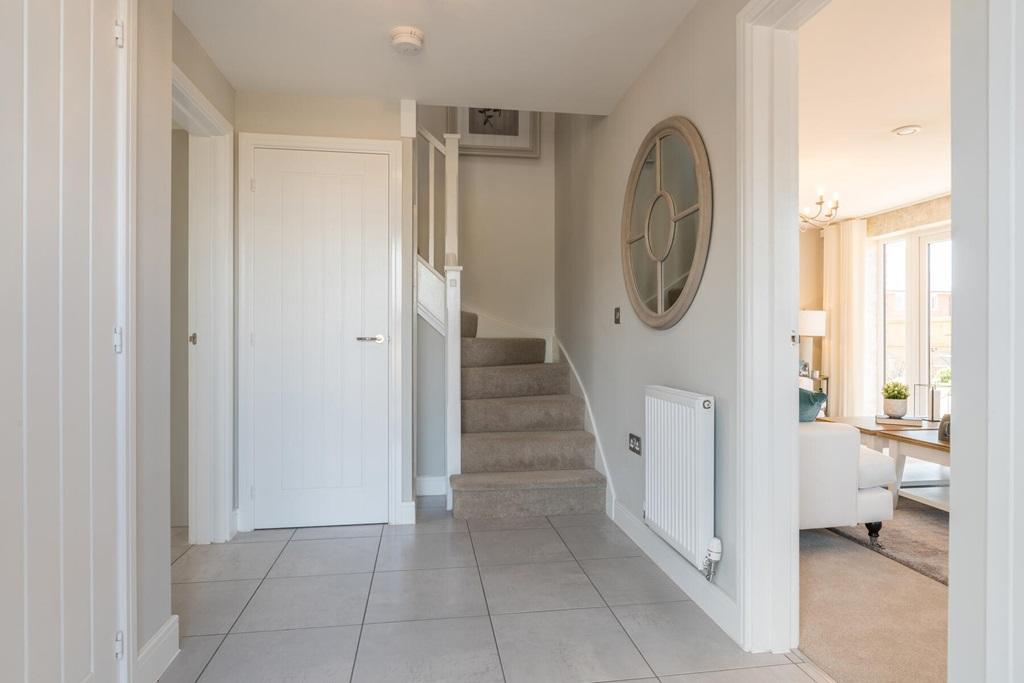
[702,537,723,582]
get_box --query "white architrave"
[236,132,406,530]
[735,0,830,654]
[171,65,235,545]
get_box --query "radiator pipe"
[703,537,723,581]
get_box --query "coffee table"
[820,417,950,512]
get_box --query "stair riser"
[462,401,583,433]
[461,365,569,400]
[461,311,478,338]
[452,486,605,519]
[462,437,594,473]
[462,339,546,368]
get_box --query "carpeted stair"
[451,311,605,519]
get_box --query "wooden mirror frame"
[620,116,713,329]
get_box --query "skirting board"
[394,500,417,525]
[135,614,180,683]
[416,475,447,497]
[613,501,742,646]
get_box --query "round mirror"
[620,117,712,329]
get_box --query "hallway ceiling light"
[891,124,922,136]
[390,26,424,55]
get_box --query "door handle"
[188,332,198,346]
[356,335,385,343]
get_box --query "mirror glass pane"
[661,133,698,214]
[663,211,700,309]
[630,238,658,312]
[647,193,673,261]
[630,145,657,240]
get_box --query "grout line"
[467,526,509,683]
[348,527,385,683]
[193,535,292,681]
[548,517,659,680]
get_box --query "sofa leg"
[865,522,882,541]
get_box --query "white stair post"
[443,132,461,509]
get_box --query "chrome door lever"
[356,335,385,343]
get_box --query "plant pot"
[883,398,908,419]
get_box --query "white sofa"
[799,421,896,538]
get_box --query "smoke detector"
[390,26,424,55]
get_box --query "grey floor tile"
[660,664,815,682]
[229,528,295,544]
[471,528,573,566]
[267,537,379,578]
[376,532,476,571]
[580,556,690,606]
[384,508,468,535]
[480,560,604,614]
[172,545,191,565]
[291,524,383,541]
[417,495,447,509]
[352,616,503,683]
[172,580,260,636]
[365,567,486,623]
[492,607,653,683]
[467,516,552,532]
[547,512,614,528]
[158,635,223,683]
[199,626,360,682]
[556,523,642,560]
[613,602,790,676]
[171,542,285,583]
[232,573,371,632]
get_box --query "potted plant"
[882,381,909,418]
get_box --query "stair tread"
[451,468,606,491]
[463,394,582,406]
[461,363,570,399]
[462,430,593,442]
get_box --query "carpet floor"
[801,529,948,683]
[830,498,949,584]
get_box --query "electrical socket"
[628,433,642,455]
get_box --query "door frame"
[236,132,405,531]
[171,65,235,544]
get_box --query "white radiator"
[643,386,716,570]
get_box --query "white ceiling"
[172,0,699,115]
[799,0,950,219]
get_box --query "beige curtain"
[822,219,877,416]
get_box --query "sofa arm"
[799,421,860,530]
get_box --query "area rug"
[830,498,948,584]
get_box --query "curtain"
[822,219,877,416]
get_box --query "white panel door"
[253,148,391,528]
[0,0,123,679]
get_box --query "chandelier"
[799,190,839,231]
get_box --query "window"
[878,228,952,416]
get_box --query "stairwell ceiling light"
[390,26,424,55]
[892,124,922,136]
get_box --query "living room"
[795,0,951,680]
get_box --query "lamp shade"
[799,310,827,337]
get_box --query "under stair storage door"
[252,148,391,528]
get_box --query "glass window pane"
[929,239,952,412]
[884,241,907,384]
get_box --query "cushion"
[798,388,827,422]
[858,445,896,489]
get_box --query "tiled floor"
[161,499,816,683]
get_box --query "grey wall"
[137,0,173,648]
[416,318,447,479]
[170,129,189,527]
[553,0,747,600]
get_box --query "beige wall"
[235,92,400,139]
[799,228,824,370]
[170,130,189,527]
[172,14,235,124]
[137,0,172,648]
[554,0,747,600]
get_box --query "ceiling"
[172,0,699,115]
[799,0,950,219]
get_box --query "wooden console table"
[820,417,950,512]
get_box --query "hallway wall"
[554,0,749,611]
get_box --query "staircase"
[450,311,606,519]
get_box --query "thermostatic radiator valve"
[702,537,723,582]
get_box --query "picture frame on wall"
[447,107,541,158]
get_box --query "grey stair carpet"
[461,311,478,338]
[451,329,605,519]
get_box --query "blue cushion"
[799,388,827,422]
